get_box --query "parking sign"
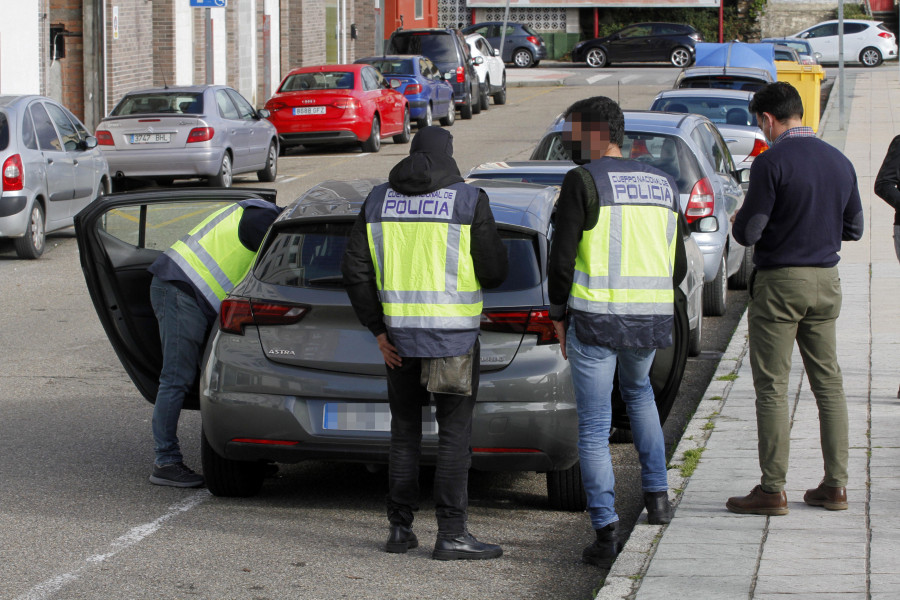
[190,0,227,7]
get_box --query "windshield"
[110,93,204,116]
[390,33,458,63]
[279,71,355,92]
[651,96,757,126]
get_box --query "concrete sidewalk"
[598,67,900,599]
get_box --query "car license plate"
[323,402,437,433]
[293,106,326,116]
[130,133,171,144]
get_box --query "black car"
[572,22,703,68]
[461,21,547,68]
[387,28,481,120]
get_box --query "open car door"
[74,188,278,409]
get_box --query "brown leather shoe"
[726,485,788,516]
[803,481,848,510]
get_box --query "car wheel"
[14,201,45,259]
[471,84,483,115]
[256,141,278,182]
[479,79,490,111]
[417,103,433,128]
[728,245,753,290]
[532,60,541,67]
[670,46,692,68]
[493,74,507,105]
[585,48,608,68]
[703,254,728,317]
[201,428,266,497]
[208,152,233,188]
[513,48,534,68]
[440,102,455,126]
[546,462,587,511]
[361,115,381,152]
[860,46,883,67]
[393,109,411,144]
[688,302,703,357]
[460,94,473,120]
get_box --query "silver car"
[74,181,693,511]
[530,110,751,317]
[95,85,278,188]
[0,95,110,258]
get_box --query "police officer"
[147,197,281,487]
[341,126,508,560]
[548,97,686,566]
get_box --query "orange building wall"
[384,0,438,39]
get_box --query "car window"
[619,25,652,39]
[361,67,381,91]
[655,24,686,35]
[0,112,8,151]
[44,102,81,151]
[280,71,355,91]
[99,201,233,249]
[523,25,539,37]
[679,76,766,91]
[469,25,490,37]
[707,124,736,173]
[226,89,257,120]
[652,95,757,126]
[366,58,414,76]
[20,109,38,150]
[216,90,241,120]
[418,58,432,79]
[472,172,568,186]
[110,92,203,116]
[29,102,62,152]
[390,33,458,63]
[691,123,728,174]
[843,23,867,34]
[806,24,837,38]
[62,106,91,140]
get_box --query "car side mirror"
[473,56,484,65]
[734,168,751,185]
[256,108,271,119]
[493,48,500,57]
[390,79,401,89]
[81,136,98,150]
[799,32,810,39]
[690,216,719,233]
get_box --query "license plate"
[130,133,171,144]
[323,402,437,433]
[293,106,326,116]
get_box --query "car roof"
[680,65,773,79]
[0,95,44,108]
[357,55,424,62]
[468,161,576,176]
[392,28,456,35]
[812,19,880,25]
[120,85,218,94]
[542,110,705,135]
[464,21,525,27]
[285,64,364,76]
[654,88,754,100]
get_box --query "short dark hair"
[748,81,804,122]
[562,96,625,147]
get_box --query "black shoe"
[149,462,204,488]
[385,525,418,553]
[582,522,622,567]
[432,531,503,561]
[644,491,673,525]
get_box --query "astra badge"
[267,349,296,356]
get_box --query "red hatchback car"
[264,64,411,154]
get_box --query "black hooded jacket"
[341,126,508,339]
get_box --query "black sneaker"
[432,531,502,561]
[150,462,205,488]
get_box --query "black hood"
[388,126,464,195]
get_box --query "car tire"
[361,115,381,152]
[201,428,266,497]
[14,201,45,259]
[256,141,278,182]
[472,84,483,115]
[688,302,703,357]
[479,80,490,111]
[860,46,883,67]
[546,462,587,511]
[703,254,728,317]
[513,48,534,68]
[532,60,541,67]
[493,74,507,105]
[728,245,753,290]
[393,109,411,144]
[585,48,608,68]
[439,101,455,126]
[460,94,474,120]
[208,152,233,188]
[417,103,433,128]
[670,46,692,68]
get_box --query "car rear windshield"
[362,59,414,76]
[389,33,458,63]
[473,172,567,187]
[531,132,702,194]
[522,25,539,37]
[651,96,757,126]
[0,112,8,151]
[280,72,355,92]
[678,77,766,92]
[255,223,541,293]
[110,93,204,116]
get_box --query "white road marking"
[619,74,641,84]
[356,153,371,158]
[587,73,612,84]
[15,490,210,600]
[279,176,299,184]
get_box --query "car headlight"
[574,41,586,51]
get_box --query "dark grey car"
[461,22,547,68]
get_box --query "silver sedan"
[95,85,278,188]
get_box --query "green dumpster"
[775,62,825,132]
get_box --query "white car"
[465,33,507,109]
[791,19,897,67]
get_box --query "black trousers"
[385,343,480,535]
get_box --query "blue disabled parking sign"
[190,0,227,7]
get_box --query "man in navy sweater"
[726,82,863,516]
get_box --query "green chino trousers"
[747,266,849,492]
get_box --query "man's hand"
[376,333,402,369]
[552,320,567,361]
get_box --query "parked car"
[674,65,773,92]
[465,33,508,109]
[96,85,277,189]
[790,19,898,67]
[465,160,706,356]
[571,22,702,68]
[773,44,803,64]
[74,180,693,511]
[355,54,455,128]
[264,64,410,155]
[461,21,547,68]
[649,89,769,170]
[387,28,482,119]
[0,95,110,258]
[530,111,751,317]
[761,37,821,65]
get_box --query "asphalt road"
[1,75,749,600]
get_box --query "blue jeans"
[149,277,209,466]
[567,322,668,529]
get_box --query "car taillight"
[879,31,894,39]
[481,308,558,345]
[332,98,360,110]
[526,35,540,45]
[267,101,287,111]
[749,138,769,158]
[219,298,309,335]
[187,127,214,143]
[404,84,422,95]
[2,154,24,191]
[456,66,464,83]
[95,130,115,146]
[685,177,715,223]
